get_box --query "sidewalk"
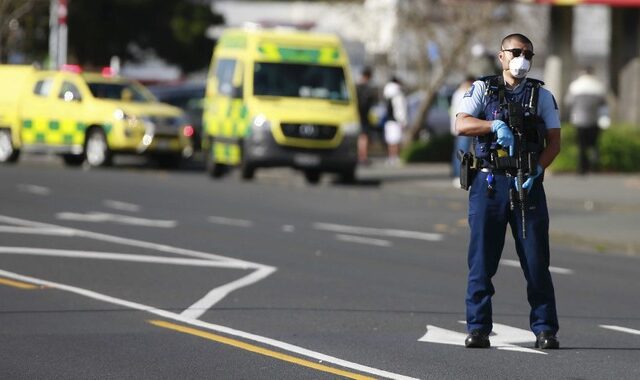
[357,160,640,256]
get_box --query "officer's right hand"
[491,120,514,156]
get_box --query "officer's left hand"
[514,164,544,193]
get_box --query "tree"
[67,0,224,73]
[0,0,48,63]
[395,0,514,141]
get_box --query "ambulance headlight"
[251,114,271,142]
[114,108,132,121]
[342,121,360,137]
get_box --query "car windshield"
[87,81,154,103]
[253,62,349,101]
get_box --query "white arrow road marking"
[600,325,640,335]
[17,184,51,195]
[335,234,392,247]
[500,259,574,275]
[207,216,254,227]
[0,269,417,380]
[314,222,443,242]
[56,212,176,228]
[419,321,544,354]
[103,200,141,213]
[0,214,275,318]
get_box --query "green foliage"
[404,125,640,172]
[401,134,454,162]
[550,124,640,173]
[67,0,224,73]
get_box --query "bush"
[401,134,454,162]
[551,124,640,173]
[404,125,640,172]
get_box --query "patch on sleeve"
[463,84,475,98]
[551,95,558,110]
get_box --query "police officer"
[455,33,561,349]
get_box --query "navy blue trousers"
[466,170,559,335]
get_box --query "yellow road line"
[148,320,376,380]
[0,277,39,290]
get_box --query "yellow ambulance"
[0,65,192,167]
[202,28,360,183]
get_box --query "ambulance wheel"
[205,149,226,178]
[85,128,112,167]
[0,129,20,163]
[304,169,321,185]
[240,162,255,180]
[338,166,357,183]
[62,154,85,166]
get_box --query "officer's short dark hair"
[501,33,534,51]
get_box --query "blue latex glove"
[515,164,544,192]
[491,120,514,156]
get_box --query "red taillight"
[61,64,82,73]
[183,125,194,137]
[101,67,115,77]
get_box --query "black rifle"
[507,102,533,239]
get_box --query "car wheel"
[241,162,255,180]
[0,129,20,163]
[85,128,112,167]
[304,169,321,185]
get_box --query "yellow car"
[0,65,192,167]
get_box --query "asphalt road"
[1,158,639,380]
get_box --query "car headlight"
[251,114,271,142]
[342,121,360,137]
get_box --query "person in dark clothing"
[356,67,377,164]
[565,66,607,175]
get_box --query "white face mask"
[509,56,530,78]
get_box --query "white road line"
[0,226,74,236]
[600,325,640,335]
[104,200,141,213]
[0,215,276,314]
[500,259,574,275]
[17,184,51,195]
[0,247,246,269]
[335,234,392,247]
[181,266,277,319]
[0,215,255,266]
[57,212,176,228]
[0,269,417,380]
[314,222,443,242]
[207,216,254,228]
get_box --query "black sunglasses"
[501,48,535,60]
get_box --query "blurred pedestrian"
[455,33,561,350]
[356,67,377,165]
[467,43,499,78]
[565,66,607,175]
[383,76,407,166]
[450,76,475,184]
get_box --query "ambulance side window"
[215,59,236,97]
[33,78,54,97]
[58,81,82,102]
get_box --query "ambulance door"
[207,58,247,166]
[19,74,57,148]
[51,77,86,151]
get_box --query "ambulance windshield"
[87,81,153,103]
[253,62,349,101]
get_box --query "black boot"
[535,331,560,349]
[465,330,490,348]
